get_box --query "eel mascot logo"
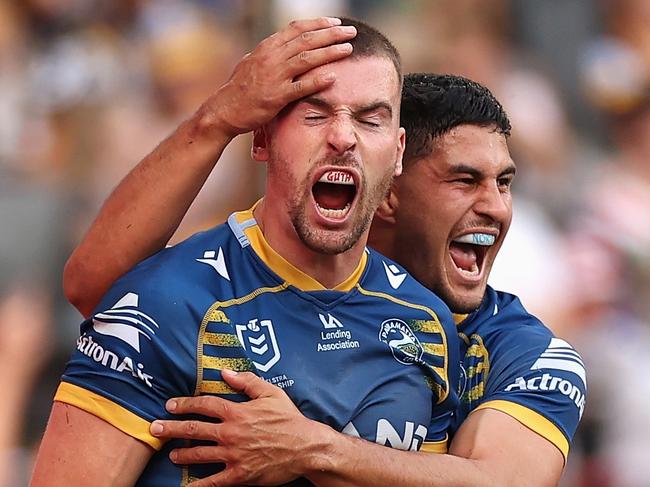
[379,319,423,365]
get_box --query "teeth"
[316,202,351,219]
[457,263,479,276]
[453,233,495,246]
[319,171,355,185]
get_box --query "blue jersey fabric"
[452,286,586,461]
[57,206,459,486]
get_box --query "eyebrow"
[300,96,394,119]
[450,163,517,178]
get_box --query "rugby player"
[30,19,459,486]
[144,74,587,486]
[48,22,586,487]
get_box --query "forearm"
[305,408,563,487]
[63,101,235,317]
[306,431,494,487]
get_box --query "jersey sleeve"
[477,333,587,462]
[56,261,199,450]
[421,411,451,453]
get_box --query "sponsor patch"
[531,338,587,387]
[316,312,360,352]
[505,373,586,418]
[92,292,159,353]
[76,333,154,387]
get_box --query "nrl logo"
[235,319,281,372]
[379,319,423,365]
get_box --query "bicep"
[449,408,564,487]
[31,402,154,487]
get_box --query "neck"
[367,220,396,260]
[254,199,367,289]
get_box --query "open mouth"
[312,169,358,220]
[448,233,496,278]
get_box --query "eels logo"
[379,319,423,365]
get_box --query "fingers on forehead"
[278,17,342,42]
[285,43,352,77]
[283,26,354,60]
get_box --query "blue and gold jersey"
[56,206,459,486]
[452,286,586,462]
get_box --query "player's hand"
[202,17,356,138]
[150,370,334,486]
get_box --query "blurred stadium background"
[1,0,649,485]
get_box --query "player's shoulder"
[94,222,237,316]
[459,286,587,383]
[130,222,236,281]
[363,248,448,308]
[465,286,586,390]
[464,286,556,345]
[142,221,236,277]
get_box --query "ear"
[375,184,399,225]
[394,127,406,177]
[251,126,270,162]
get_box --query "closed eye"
[305,115,327,124]
[454,177,476,185]
[359,119,381,127]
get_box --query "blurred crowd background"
[0,0,649,485]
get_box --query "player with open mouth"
[311,168,359,222]
[449,230,498,279]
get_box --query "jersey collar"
[227,202,367,292]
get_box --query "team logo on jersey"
[235,319,281,372]
[383,261,407,289]
[379,319,423,365]
[92,292,159,353]
[196,248,230,281]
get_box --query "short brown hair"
[339,17,402,87]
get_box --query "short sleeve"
[57,265,199,449]
[478,335,587,461]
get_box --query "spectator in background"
[89,3,258,239]
[0,1,648,484]
[568,28,650,487]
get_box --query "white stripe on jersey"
[531,338,586,387]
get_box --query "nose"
[474,181,511,223]
[326,116,356,155]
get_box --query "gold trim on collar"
[453,313,469,325]
[232,206,367,292]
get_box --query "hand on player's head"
[206,17,356,138]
